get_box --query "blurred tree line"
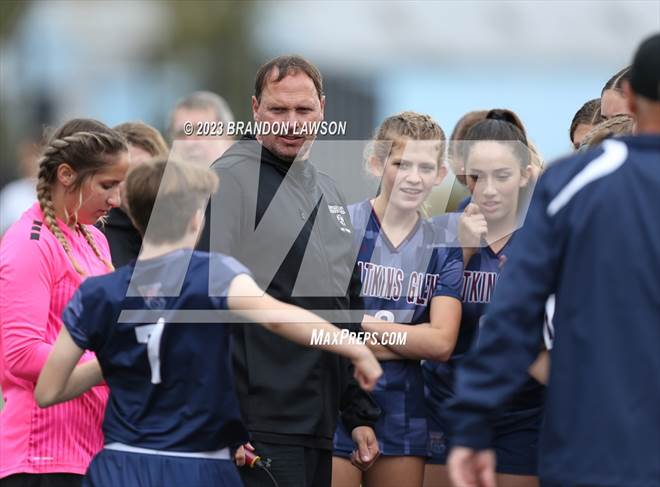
[163,0,261,123]
[0,1,262,186]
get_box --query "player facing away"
[331,112,463,487]
[0,119,128,487]
[34,159,382,487]
[422,109,544,487]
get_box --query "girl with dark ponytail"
[0,119,128,486]
[423,109,543,487]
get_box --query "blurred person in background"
[168,91,235,166]
[442,111,488,212]
[97,121,169,267]
[448,111,489,192]
[0,133,41,237]
[569,98,602,150]
[601,66,632,119]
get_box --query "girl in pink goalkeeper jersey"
[0,119,128,487]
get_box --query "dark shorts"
[333,414,429,458]
[83,449,242,487]
[334,361,430,458]
[426,408,542,476]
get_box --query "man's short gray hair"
[168,91,234,138]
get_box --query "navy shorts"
[426,408,542,476]
[334,362,429,458]
[83,448,243,487]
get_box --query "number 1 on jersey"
[135,317,166,384]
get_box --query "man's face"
[170,107,232,165]
[252,69,325,162]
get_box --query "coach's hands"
[351,348,382,391]
[448,446,496,487]
[350,426,380,471]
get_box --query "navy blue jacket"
[449,135,660,487]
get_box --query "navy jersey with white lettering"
[424,234,544,414]
[449,136,660,486]
[63,249,251,452]
[334,200,463,456]
[423,229,544,472]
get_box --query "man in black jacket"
[197,55,380,487]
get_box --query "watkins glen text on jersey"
[358,260,440,306]
[462,270,498,304]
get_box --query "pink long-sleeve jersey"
[1,203,111,477]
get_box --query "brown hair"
[114,122,169,159]
[580,114,635,149]
[461,109,537,219]
[461,109,530,167]
[254,55,323,102]
[36,118,127,275]
[569,98,602,144]
[126,159,219,244]
[370,111,446,166]
[602,66,631,94]
[448,110,488,185]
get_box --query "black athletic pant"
[238,440,332,487]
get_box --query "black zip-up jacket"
[197,135,380,449]
[97,207,142,268]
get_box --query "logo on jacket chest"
[327,204,351,233]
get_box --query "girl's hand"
[459,203,488,249]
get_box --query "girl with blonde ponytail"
[0,118,128,486]
[332,112,463,487]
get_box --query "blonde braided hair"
[36,119,127,275]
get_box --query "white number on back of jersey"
[135,317,166,384]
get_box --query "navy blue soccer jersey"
[424,228,544,413]
[334,200,463,457]
[350,200,463,323]
[63,249,251,452]
[423,229,544,471]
